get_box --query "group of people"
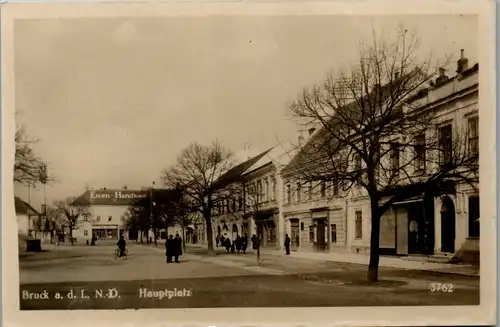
[165,234,183,263]
[216,233,249,254]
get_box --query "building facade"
[73,189,150,242]
[282,52,480,260]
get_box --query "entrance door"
[316,219,326,251]
[441,197,456,253]
[290,219,300,251]
[408,202,425,254]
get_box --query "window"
[354,155,362,171]
[96,216,101,222]
[331,224,337,243]
[272,177,276,200]
[309,226,315,243]
[84,230,88,236]
[308,182,313,200]
[108,216,112,222]
[226,200,230,213]
[414,134,426,172]
[238,196,243,211]
[355,210,362,239]
[232,198,236,212]
[332,179,339,196]
[296,183,302,202]
[300,222,304,231]
[438,124,453,166]
[265,179,269,202]
[286,184,291,204]
[468,117,479,156]
[468,196,480,238]
[320,181,326,198]
[390,142,400,174]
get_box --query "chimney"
[308,127,316,136]
[456,49,469,74]
[435,67,449,85]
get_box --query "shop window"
[468,196,480,238]
[331,224,337,243]
[355,210,362,239]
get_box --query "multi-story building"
[73,188,150,242]
[281,50,480,260]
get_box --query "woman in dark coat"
[241,233,248,254]
[235,236,242,254]
[225,237,231,252]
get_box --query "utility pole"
[150,181,155,246]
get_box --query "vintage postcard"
[2,0,496,326]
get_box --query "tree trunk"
[204,210,215,256]
[368,196,381,282]
[69,227,74,245]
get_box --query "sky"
[13,14,478,208]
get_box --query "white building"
[281,51,480,262]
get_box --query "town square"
[11,12,484,312]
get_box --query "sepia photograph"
[2,1,496,326]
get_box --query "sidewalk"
[183,243,479,277]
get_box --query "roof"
[242,141,298,176]
[15,197,39,215]
[213,148,273,189]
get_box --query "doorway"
[290,219,300,251]
[315,218,327,251]
[407,202,425,254]
[440,197,456,253]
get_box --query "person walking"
[165,235,174,263]
[174,234,183,263]
[241,233,248,254]
[216,235,220,247]
[235,235,242,254]
[284,233,291,255]
[225,237,231,253]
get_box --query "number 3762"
[430,283,454,292]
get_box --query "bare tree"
[163,141,236,255]
[14,127,54,185]
[54,197,91,245]
[287,28,478,282]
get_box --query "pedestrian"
[284,233,291,255]
[241,233,248,254]
[251,234,258,251]
[174,233,183,263]
[220,235,225,248]
[216,235,220,247]
[165,235,174,263]
[225,237,231,252]
[117,235,126,258]
[235,236,242,254]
